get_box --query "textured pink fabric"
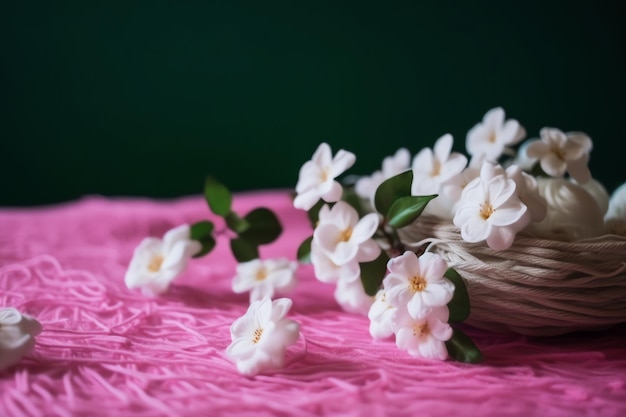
[1,190,625,417]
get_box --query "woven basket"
[398,215,626,336]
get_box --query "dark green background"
[1,1,624,206]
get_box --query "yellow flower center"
[480,202,495,220]
[337,227,353,242]
[252,328,263,344]
[255,268,268,281]
[488,131,497,143]
[430,160,441,177]
[147,254,164,272]
[409,275,427,293]
[320,168,330,182]
[413,323,429,337]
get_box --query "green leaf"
[204,177,232,217]
[387,194,438,228]
[189,220,216,257]
[445,328,483,364]
[359,251,390,296]
[230,237,259,263]
[297,236,313,263]
[306,199,325,228]
[225,211,250,234]
[374,170,413,218]
[445,268,470,323]
[238,208,282,245]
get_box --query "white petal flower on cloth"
[0,308,42,371]
[411,134,468,196]
[527,178,606,241]
[313,201,381,265]
[310,241,360,284]
[394,306,452,360]
[355,148,411,202]
[368,290,397,340]
[232,258,298,302]
[225,297,300,376]
[525,128,593,183]
[466,107,526,163]
[294,142,356,211]
[125,224,201,296]
[605,183,626,236]
[383,251,454,320]
[453,162,530,250]
[334,277,374,315]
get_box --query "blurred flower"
[334,277,374,315]
[125,224,201,296]
[453,162,530,250]
[383,251,454,320]
[368,290,397,339]
[525,128,592,183]
[527,178,605,240]
[466,107,526,163]
[356,148,411,203]
[313,201,380,266]
[294,142,356,211]
[0,308,42,371]
[232,258,298,302]
[393,306,452,360]
[226,297,300,376]
[411,134,468,195]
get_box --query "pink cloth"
[1,191,625,417]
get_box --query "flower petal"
[330,149,356,177]
[351,213,379,244]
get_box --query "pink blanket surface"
[1,191,625,417]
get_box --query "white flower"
[313,201,381,265]
[1,308,42,371]
[383,251,454,320]
[225,297,300,376]
[453,162,530,250]
[466,107,526,162]
[505,165,547,222]
[525,128,593,183]
[232,258,298,302]
[334,277,374,315]
[431,165,481,220]
[605,183,626,235]
[310,240,360,284]
[294,142,356,211]
[527,178,605,241]
[355,148,411,202]
[394,306,452,360]
[125,224,201,296]
[368,290,397,339]
[411,134,468,196]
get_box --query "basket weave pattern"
[399,215,626,336]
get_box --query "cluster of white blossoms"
[355,106,626,248]
[294,143,382,314]
[1,307,42,371]
[368,251,454,360]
